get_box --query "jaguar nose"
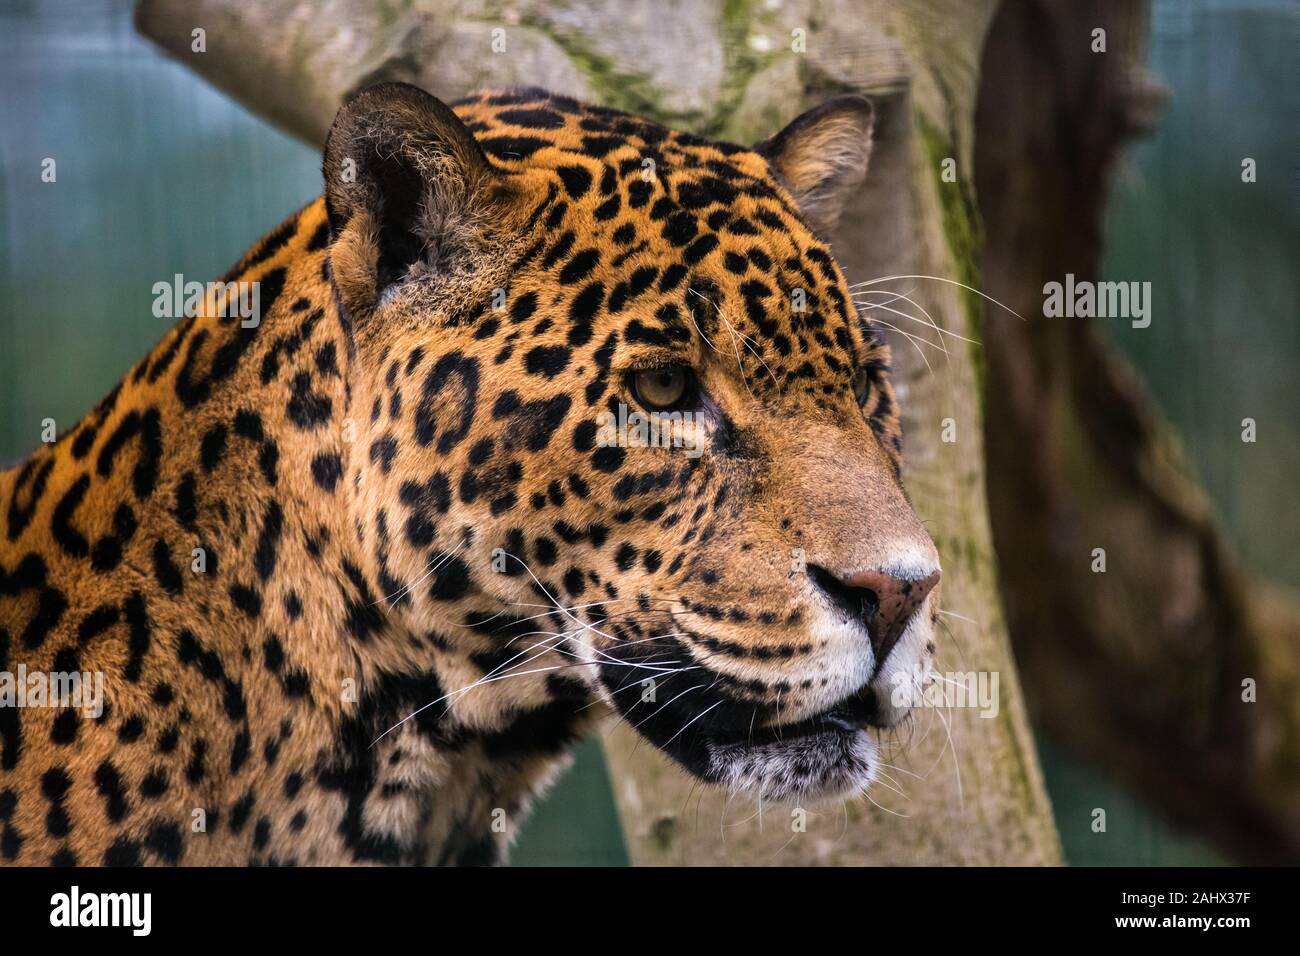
[807,563,940,665]
[847,568,940,665]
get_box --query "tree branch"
[974,0,1300,864]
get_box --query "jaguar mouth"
[702,683,881,749]
[599,650,891,802]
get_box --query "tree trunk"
[136,0,1062,864]
[974,0,1300,865]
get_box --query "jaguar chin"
[595,564,941,803]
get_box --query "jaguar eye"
[632,366,694,411]
[853,367,871,408]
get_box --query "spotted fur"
[0,84,939,866]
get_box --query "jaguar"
[0,83,940,866]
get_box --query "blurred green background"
[2,0,1293,865]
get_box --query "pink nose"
[845,569,940,665]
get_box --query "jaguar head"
[322,83,940,803]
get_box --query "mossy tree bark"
[136,0,1062,864]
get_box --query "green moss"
[916,116,986,392]
[518,16,687,127]
[470,3,780,140]
[649,814,677,851]
[706,0,774,138]
[373,0,409,30]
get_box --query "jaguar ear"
[755,95,875,236]
[322,82,510,315]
